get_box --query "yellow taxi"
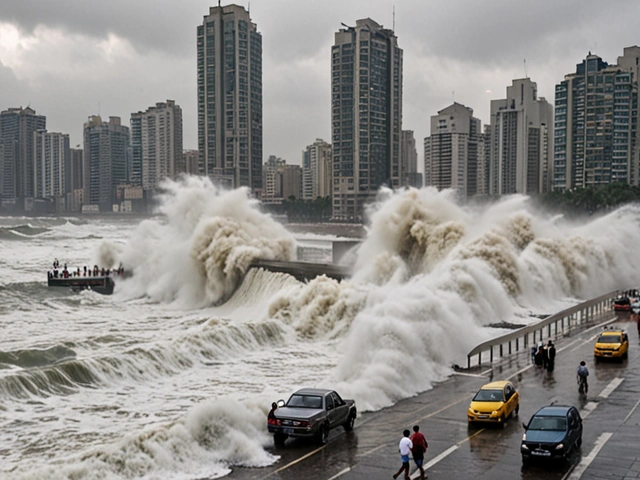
[594,328,629,360]
[468,380,520,425]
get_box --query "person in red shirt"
[410,425,428,479]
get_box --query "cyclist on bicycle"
[577,360,589,393]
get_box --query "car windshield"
[597,335,622,343]
[528,415,567,431]
[287,394,323,409]
[473,389,503,402]
[614,298,630,304]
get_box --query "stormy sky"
[0,0,638,168]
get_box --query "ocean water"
[2,176,639,479]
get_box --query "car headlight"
[555,443,564,450]
[522,433,527,441]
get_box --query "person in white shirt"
[393,429,413,479]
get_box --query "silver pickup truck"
[267,388,357,445]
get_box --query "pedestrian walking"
[393,429,413,480]
[546,340,556,372]
[410,425,428,479]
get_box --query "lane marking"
[263,445,326,477]
[409,429,486,478]
[564,432,613,480]
[421,445,458,470]
[579,402,598,419]
[453,371,491,378]
[598,377,624,398]
[623,397,640,424]
[326,467,351,479]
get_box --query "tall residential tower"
[489,78,553,195]
[197,4,262,195]
[424,102,481,200]
[331,18,403,222]
[553,50,639,190]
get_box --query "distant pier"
[248,259,350,282]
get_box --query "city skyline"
[1,0,638,170]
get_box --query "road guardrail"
[466,290,620,369]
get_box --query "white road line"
[623,397,640,424]
[579,402,598,419]
[326,467,351,479]
[564,432,613,480]
[419,445,459,472]
[453,371,491,378]
[598,377,624,398]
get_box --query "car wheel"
[521,454,530,465]
[577,434,582,447]
[622,351,628,360]
[317,425,329,445]
[344,412,356,432]
[501,414,507,427]
[515,404,520,417]
[274,433,287,446]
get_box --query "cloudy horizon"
[1,0,638,168]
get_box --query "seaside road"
[226,312,640,480]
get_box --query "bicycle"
[577,375,588,394]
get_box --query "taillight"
[268,418,281,426]
[292,420,309,427]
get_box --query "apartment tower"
[331,18,403,222]
[554,49,639,190]
[424,102,481,200]
[83,116,130,211]
[0,107,46,210]
[489,78,553,195]
[131,100,184,190]
[302,138,332,200]
[197,4,262,195]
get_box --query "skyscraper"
[554,50,639,190]
[302,138,332,200]
[33,131,70,203]
[197,4,262,195]
[331,18,403,222]
[0,107,46,210]
[83,116,130,212]
[401,130,421,188]
[131,100,184,190]
[489,78,553,195]
[424,102,481,200]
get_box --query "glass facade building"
[331,18,402,222]
[197,5,262,195]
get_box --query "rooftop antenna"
[218,0,221,7]
[452,90,455,103]
[392,4,395,32]
[524,58,528,78]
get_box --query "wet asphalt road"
[226,311,640,480]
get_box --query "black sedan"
[521,405,582,463]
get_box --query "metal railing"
[466,290,619,369]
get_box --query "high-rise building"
[68,147,84,212]
[131,100,184,190]
[401,130,421,188]
[197,4,262,195]
[331,18,403,222]
[83,116,130,212]
[477,124,491,196]
[262,155,285,202]
[0,107,46,210]
[489,78,553,195]
[424,103,482,200]
[34,131,70,203]
[184,149,199,175]
[302,138,332,200]
[554,50,639,190]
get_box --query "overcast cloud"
[1,0,638,169]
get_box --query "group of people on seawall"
[531,339,557,372]
[48,258,124,279]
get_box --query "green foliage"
[262,196,332,222]
[538,183,640,215]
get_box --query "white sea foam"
[6,183,640,479]
[107,176,296,307]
